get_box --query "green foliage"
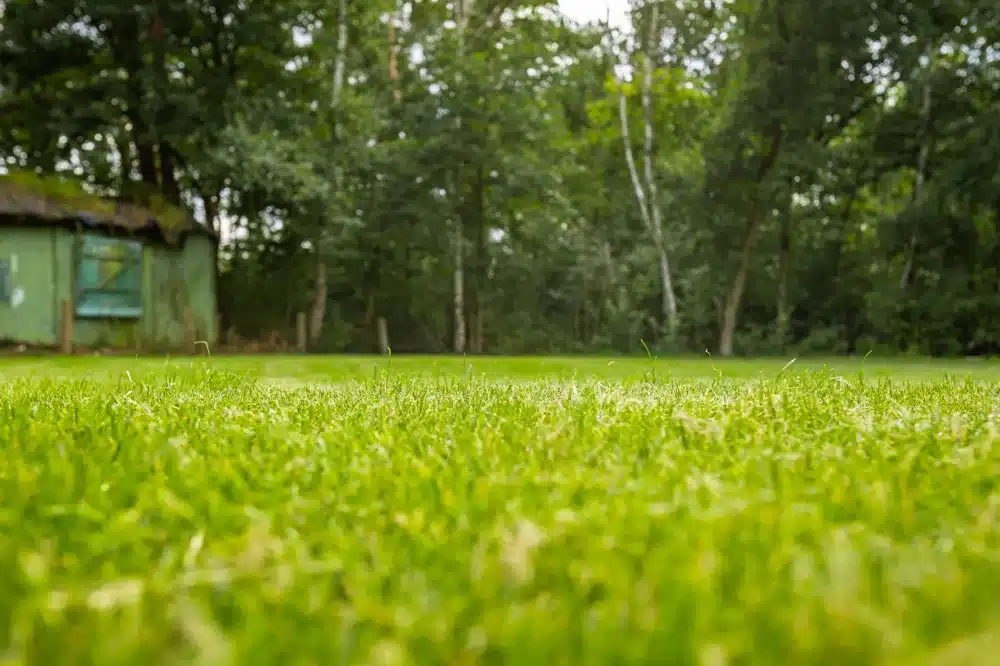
[3,0,1000,355]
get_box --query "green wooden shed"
[0,175,218,351]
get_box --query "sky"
[559,0,627,28]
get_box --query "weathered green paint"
[182,235,218,342]
[0,225,217,349]
[75,235,143,319]
[144,244,187,348]
[0,228,59,345]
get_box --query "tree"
[5,0,1000,357]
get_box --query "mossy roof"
[0,171,215,246]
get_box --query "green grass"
[2,356,1000,665]
[1,353,999,384]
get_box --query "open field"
[2,356,1000,665]
[2,353,1000,383]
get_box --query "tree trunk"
[473,303,484,354]
[616,91,649,222]
[388,3,402,103]
[309,0,349,347]
[151,8,179,203]
[469,164,487,353]
[720,219,763,358]
[719,123,783,357]
[332,0,347,111]
[453,218,466,353]
[202,189,221,235]
[123,61,157,188]
[108,13,158,190]
[116,123,135,195]
[134,131,159,189]
[639,3,677,335]
[603,241,627,317]
[452,0,474,354]
[899,62,934,291]
[656,245,674,330]
[364,289,376,339]
[159,142,180,203]
[719,0,791,356]
[606,7,677,337]
[775,207,792,349]
[309,260,327,346]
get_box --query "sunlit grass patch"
[1,364,999,665]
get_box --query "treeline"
[3,0,1000,355]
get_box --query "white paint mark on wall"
[11,287,24,308]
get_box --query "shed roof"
[0,173,216,246]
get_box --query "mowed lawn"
[1,353,1000,383]
[2,356,1000,665]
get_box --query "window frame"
[74,234,143,319]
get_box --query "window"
[75,235,143,318]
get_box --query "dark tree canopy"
[3,0,1000,356]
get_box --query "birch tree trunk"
[452,0,473,354]
[331,0,347,110]
[617,93,650,230]
[310,0,348,345]
[606,5,678,338]
[899,62,934,291]
[640,3,678,336]
[388,4,401,104]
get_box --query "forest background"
[3,0,998,357]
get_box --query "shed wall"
[0,227,60,345]
[0,226,217,349]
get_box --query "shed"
[0,174,218,351]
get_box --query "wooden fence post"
[59,300,73,354]
[183,308,195,351]
[377,317,390,355]
[296,312,308,352]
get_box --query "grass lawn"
[1,353,1000,383]
[1,355,999,665]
